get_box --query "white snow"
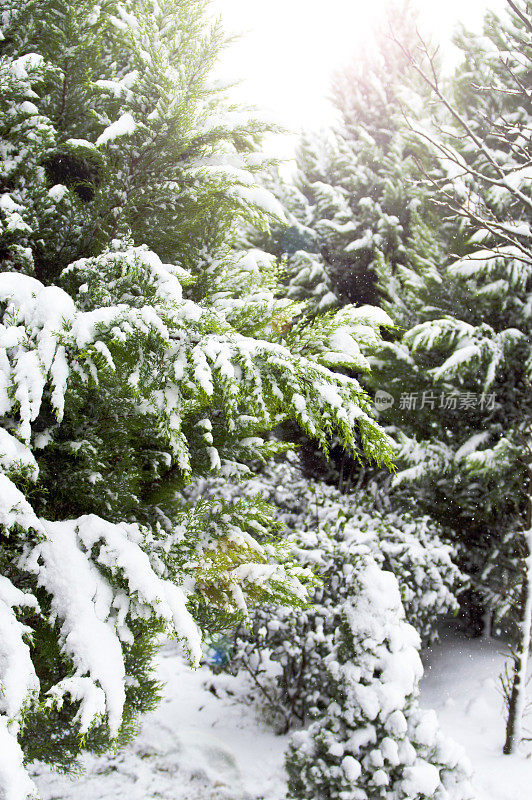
[0,718,37,800]
[0,575,39,717]
[96,113,137,146]
[0,474,43,533]
[455,431,492,462]
[47,184,68,201]
[5,510,204,764]
[0,194,22,213]
[430,344,481,380]
[0,428,38,478]
[401,760,440,796]
[421,628,532,800]
[33,642,288,800]
[65,139,96,150]
[24,519,128,737]
[323,327,368,369]
[10,53,43,81]
[292,392,306,413]
[502,165,532,191]
[95,72,138,99]
[32,628,532,800]
[342,755,362,782]
[0,273,78,438]
[229,184,286,220]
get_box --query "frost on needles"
[0,0,396,796]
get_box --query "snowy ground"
[33,632,532,800]
[421,631,532,800]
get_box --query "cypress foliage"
[0,1,393,794]
[240,1,448,490]
[371,0,532,625]
[257,2,438,317]
[285,553,473,800]
[370,0,532,750]
[188,458,463,733]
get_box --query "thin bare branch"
[506,0,532,35]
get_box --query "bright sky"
[213,0,506,155]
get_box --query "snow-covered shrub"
[286,552,474,800]
[188,459,463,730]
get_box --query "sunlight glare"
[213,0,504,160]
[214,0,389,131]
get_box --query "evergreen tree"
[0,1,393,794]
[259,1,438,318]
[374,0,532,752]
[243,1,448,490]
[285,552,473,800]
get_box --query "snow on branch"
[22,515,202,737]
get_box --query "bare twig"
[506,0,532,35]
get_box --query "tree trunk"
[503,465,532,754]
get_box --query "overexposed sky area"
[212,0,507,151]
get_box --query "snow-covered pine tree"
[0,0,394,794]
[285,552,473,800]
[377,0,532,753]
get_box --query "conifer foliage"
[0,1,393,795]
[285,553,473,800]
[260,2,436,318]
[368,0,532,753]
[380,0,532,752]
[192,459,463,732]
[245,1,444,489]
